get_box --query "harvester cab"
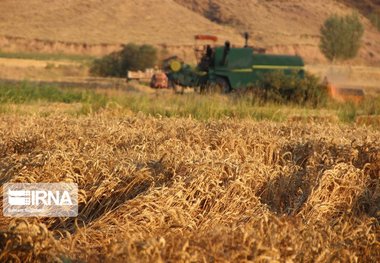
[194,35,218,64]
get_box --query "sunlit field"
[0,82,379,262]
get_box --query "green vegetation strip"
[0,51,95,63]
[0,82,107,115]
[0,82,379,124]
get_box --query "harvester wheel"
[206,77,231,94]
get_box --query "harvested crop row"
[0,111,379,262]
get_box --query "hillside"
[175,0,348,45]
[340,0,380,14]
[174,0,380,64]
[0,0,380,64]
[0,0,241,45]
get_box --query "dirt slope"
[0,0,241,45]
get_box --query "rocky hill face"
[0,0,379,64]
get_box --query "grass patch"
[114,92,323,121]
[96,89,380,123]
[0,82,107,114]
[331,96,380,123]
[0,82,81,104]
[336,102,358,122]
[0,51,95,64]
[0,81,379,123]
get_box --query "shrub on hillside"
[90,43,157,77]
[248,71,328,107]
[320,13,364,62]
[90,53,122,77]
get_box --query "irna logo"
[3,183,78,217]
[8,190,73,206]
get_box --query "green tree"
[320,13,364,62]
[90,43,157,77]
[120,44,158,71]
[90,53,122,77]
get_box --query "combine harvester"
[161,34,365,102]
[164,33,305,93]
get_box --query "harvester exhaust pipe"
[244,32,249,47]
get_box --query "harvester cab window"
[206,45,215,66]
[198,45,214,71]
[194,35,218,71]
[206,45,213,57]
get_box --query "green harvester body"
[167,41,305,92]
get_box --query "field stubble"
[0,111,379,262]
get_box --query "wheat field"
[0,110,379,262]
